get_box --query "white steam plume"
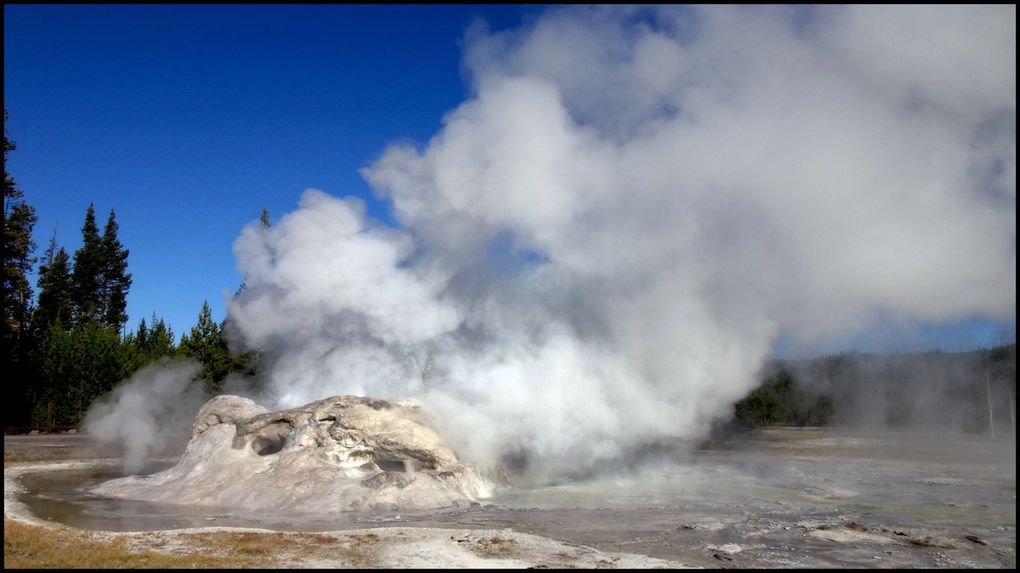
[83,359,209,472]
[227,6,1015,478]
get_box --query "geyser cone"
[91,395,493,512]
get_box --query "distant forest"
[733,344,1016,434]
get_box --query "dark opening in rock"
[253,435,286,456]
[376,459,407,472]
[250,422,290,456]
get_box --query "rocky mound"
[90,395,493,512]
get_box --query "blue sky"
[4,4,1014,354]
[4,4,538,337]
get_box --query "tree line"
[2,112,253,429]
[732,344,1016,434]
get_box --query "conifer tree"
[130,312,175,358]
[123,312,177,373]
[146,315,175,356]
[180,300,233,393]
[2,202,37,343]
[99,209,131,329]
[2,110,38,350]
[32,234,74,334]
[2,110,38,426]
[71,204,104,325]
[235,209,271,297]
[134,315,149,349]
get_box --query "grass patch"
[471,535,519,559]
[3,519,236,568]
[343,533,381,566]
[4,519,382,568]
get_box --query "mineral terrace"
[90,395,494,512]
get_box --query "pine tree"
[147,315,175,356]
[30,317,133,427]
[99,209,131,329]
[123,312,177,374]
[133,316,149,350]
[2,110,38,349]
[31,324,75,426]
[180,300,233,393]
[235,209,271,297]
[2,110,39,426]
[71,204,104,325]
[32,237,74,335]
[3,110,19,202]
[129,312,175,358]
[2,202,37,344]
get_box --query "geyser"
[91,395,493,512]
[225,6,1014,481]
[85,5,1016,485]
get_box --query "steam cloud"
[227,5,1015,476]
[84,360,209,472]
[93,6,1015,479]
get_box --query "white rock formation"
[91,395,494,512]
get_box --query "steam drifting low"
[107,6,1020,479]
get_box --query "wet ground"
[7,427,1016,568]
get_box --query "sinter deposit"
[91,395,494,512]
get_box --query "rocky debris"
[964,534,987,546]
[91,395,494,513]
[803,521,896,545]
[679,520,727,531]
[708,542,742,561]
[802,521,978,551]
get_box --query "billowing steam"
[96,6,1018,478]
[83,360,209,472]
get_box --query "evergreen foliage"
[123,313,177,371]
[3,109,39,426]
[179,300,235,394]
[70,204,104,326]
[31,236,74,336]
[99,210,131,329]
[2,202,37,353]
[30,321,133,426]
